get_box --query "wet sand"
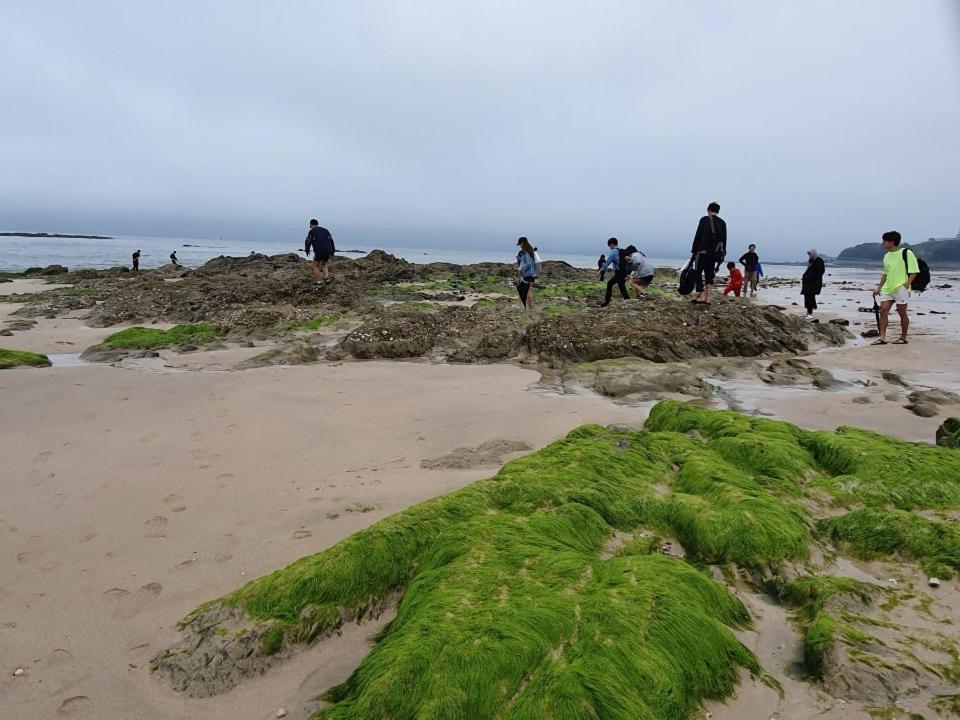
[1,273,959,719]
[0,360,641,720]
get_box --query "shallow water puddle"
[47,353,89,367]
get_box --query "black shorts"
[313,252,331,263]
[694,254,716,284]
[632,274,653,287]
[522,276,536,284]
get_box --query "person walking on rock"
[871,230,919,345]
[598,238,629,307]
[801,249,825,319]
[690,202,726,306]
[169,250,178,266]
[304,219,335,286]
[516,237,539,311]
[132,249,140,272]
[738,243,759,297]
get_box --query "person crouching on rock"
[722,261,743,297]
[169,250,178,266]
[516,237,539,311]
[305,219,336,286]
[628,249,655,298]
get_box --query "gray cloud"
[1,0,958,259]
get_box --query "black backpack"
[678,255,697,296]
[904,249,931,293]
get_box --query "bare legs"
[312,260,330,283]
[878,301,908,341]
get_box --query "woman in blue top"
[516,237,538,311]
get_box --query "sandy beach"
[2,268,959,720]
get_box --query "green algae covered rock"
[937,417,960,449]
[153,400,960,717]
[0,348,50,369]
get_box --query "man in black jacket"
[690,202,726,305]
[738,244,759,297]
[304,219,336,285]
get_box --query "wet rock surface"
[12,250,843,369]
[421,439,533,469]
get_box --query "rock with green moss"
[937,417,960,449]
[152,401,960,715]
[81,323,224,362]
[0,348,51,369]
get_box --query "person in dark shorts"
[169,251,178,266]
[598,238,630,307]
[132,249,140,272]
[304,219,335,285]
[690,202,726,306]
[738,243,759,297]
[628,249,654,298]
[597,254,607,281]
[516,237,539,310]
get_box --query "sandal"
[892,338,908,345]
[870,339,888,345]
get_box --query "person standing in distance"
[304,219,336,285]
[871,230,919,345]
[801,249,825,319]
[169,250,178,266]
[131,249,140,272]
[515,237,539,311]
[690,202,726,306]
[738,243,759,297]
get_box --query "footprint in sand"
[144,515,168,538]
[214,533,238,563]
[214,473,234,488]
[34,450,53,463]
[292,529,313,540]
[110,583,162,620]
[57,695,93,715]
[163,494,186,512]
[48,648,74,667]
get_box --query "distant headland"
[837,231,960,266]
[0,232,114,240]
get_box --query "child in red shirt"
[722,261,743,297]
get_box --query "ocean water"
[1,232,949,284]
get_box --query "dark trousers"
[804,293,817,313]
[694,254,716,292]
[603,270,629,305]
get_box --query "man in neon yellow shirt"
[871,230,919,345]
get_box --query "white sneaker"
[803,314,813,320]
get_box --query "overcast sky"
[1,1,958,259]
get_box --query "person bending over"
[304,219,336,285]
[722,261,743,297]
[629,251,655,298]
